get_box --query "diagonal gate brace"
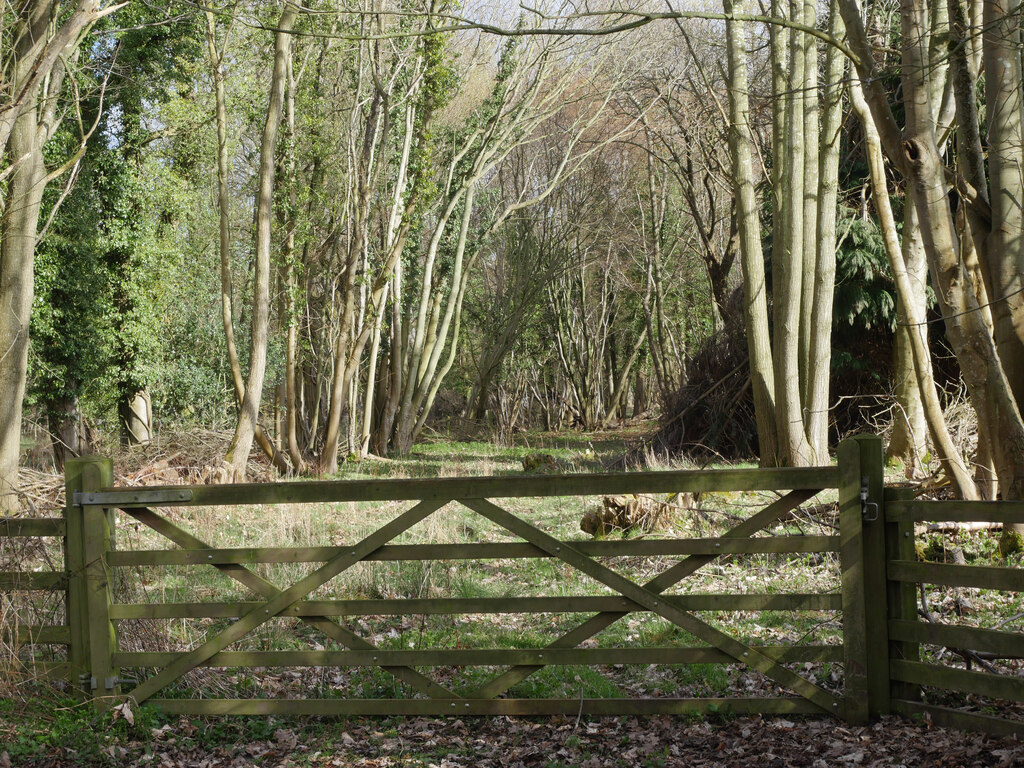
[124,507,455,699]
[125,499,448,706]
[468,489,817,699]
[461,491,837,713]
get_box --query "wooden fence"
[1,435,1022,734]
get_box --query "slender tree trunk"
[283,52,304,473]
[849,78,979,498]
[799,0,819,406]
[806,0,844,462]
[221,8,297,481]
[206,10,289,476]
[774,2,813,466]
[888,190,930,475]
[724,0,779,465]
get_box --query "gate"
[3,435,1023,733]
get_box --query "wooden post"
[79,456,119,709]
[886,486,921,704]
[839,434,887,723]
[64,459,89,694]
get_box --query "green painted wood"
[82,458,118,709]
[886,500,1024,525]
[854,436,889,717]
[65,458,89,693]
[468,488,821,700]
[109,592,842,620]
[0,518,65,537]
[114,645,843,668]
[0,572,66,589]
[838,438,869,725]
[891,659,1024,701]
[886,488,920,704]
[889,620,1024,658]
[891,699,1024,738]
[80,466,838,508]
[125,508,455,700]
[888,560,1024,591]
[106,536,840,567]
[126,499,448,706]
[146,697,827,717]
[460,497,841,714]
[4,625,71,645]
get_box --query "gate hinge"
[859,477,879,522]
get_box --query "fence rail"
[2,436,1023,734]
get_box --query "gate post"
[70,457,119,709]
[64,460,90,694]
[838,435,887,724]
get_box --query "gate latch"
[860,477,879,522]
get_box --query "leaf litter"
[4,714,1022,767]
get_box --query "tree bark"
[981,0,1024,406]
[0,15,48,513]
[724,0,779,466]
[888,189,930,475]
[221,7,297,481]
[849,78,978,498]
[773,1,813,466]
[805,0,844,462]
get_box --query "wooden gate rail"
[880,494,1024,737]
[73,466,839,508]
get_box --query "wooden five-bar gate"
[2,435,1023,734]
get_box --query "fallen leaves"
[8,713,1022,767]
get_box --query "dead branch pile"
[580,494,672,536]
[626,308,903,466]
[634,323,755,464]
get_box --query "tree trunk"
[48,395,82,473]
[120,390,152,446]
[799,0,819,407]
[207,9,290,477]
[221,7,296,481]
[774,2,813,466]
[0,91,46,514]
[899,0,1021,509]
[981,0,1024,407]
[849,78,978,498]
[888,199,929,475]
[724,0,779,466]
[805,0,844,462]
